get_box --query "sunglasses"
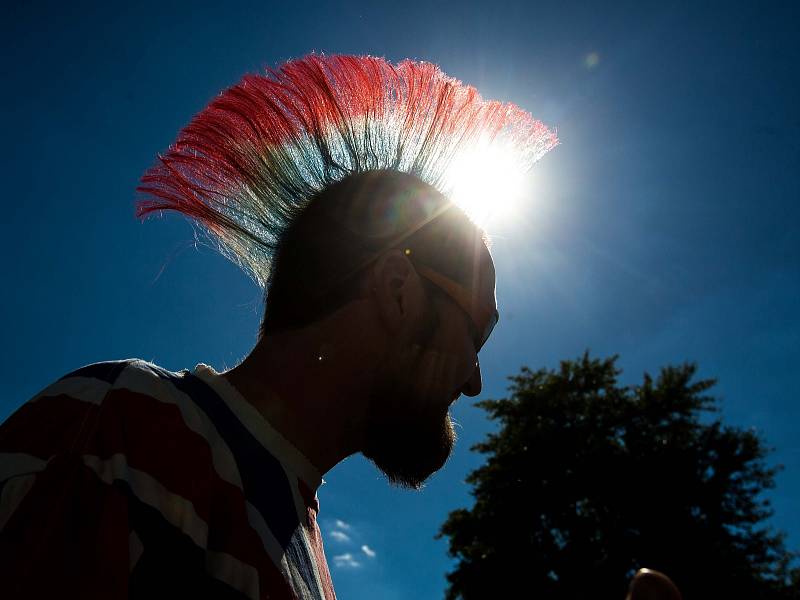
[316,224,498,350]
[411,258,499,352]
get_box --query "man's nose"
[461,360,483,397]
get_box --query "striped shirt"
[0,359,337,600]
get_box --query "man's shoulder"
[9,358,191,415]
[4,358,223,467]
[58,358,176,387]
[1,359,203,479]
[50,358,192,401]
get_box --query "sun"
[445,140,528,229]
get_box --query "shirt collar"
[190,363,325,494]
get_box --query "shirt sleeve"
[0,369,134,599]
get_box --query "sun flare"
[445,141,528,229]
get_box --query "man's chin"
[367,450,452,491]
[363,413,456,491]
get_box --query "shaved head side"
[259,170,492,337]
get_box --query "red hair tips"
[137,54,557,287]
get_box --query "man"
[0,55,556,598]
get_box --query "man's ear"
[370,249,421,333]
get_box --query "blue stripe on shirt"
[59,360,131,385]
[142,363,300,547]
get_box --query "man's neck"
[220,326,379,476]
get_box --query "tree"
[437,353,799,599]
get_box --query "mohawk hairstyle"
[137,54,557,289]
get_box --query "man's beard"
[361,309,458,490]
[362,375,456,490]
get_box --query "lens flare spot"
[584,52,600,69]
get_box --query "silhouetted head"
[262,169,498,489]
[260,169,495,336]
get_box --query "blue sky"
[2,1,798,597]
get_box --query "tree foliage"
[437,353,799,599]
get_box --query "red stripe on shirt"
[298,479,337,600]
[1,389,295,598]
